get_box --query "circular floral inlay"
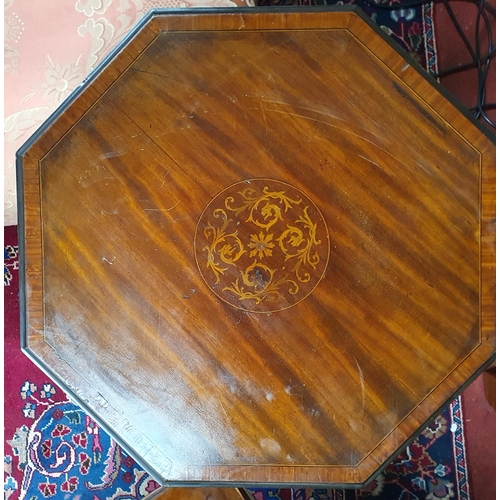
[194,179,330,313]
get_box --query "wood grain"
[18,8,495,486]
[153,487,247,500]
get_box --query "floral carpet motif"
[5,220,470,500]
[5,400,161,500]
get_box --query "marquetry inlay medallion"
[194,179,330,313]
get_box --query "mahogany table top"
[17,7,495,487]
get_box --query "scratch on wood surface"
[201,39,290,93]
[78,174,116,187]
[267,108,407,167]
[268,108,366,133]
[260,102,268,137]
[355,106,382,129]
[261,100,349,124]
[99,151,127,159]
[358,154,382,169]
[268,107,360,133]
[158,170,169,189]
[96,392,109,409]
[144,201,179,212]
[219,401,230,422]
[354,356,366,413]
[416,163,432,175]
[132,67,187,86]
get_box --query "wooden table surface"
[17,8,495,487]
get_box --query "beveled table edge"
[15,6,496,487]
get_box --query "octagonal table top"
[17,7,495,487]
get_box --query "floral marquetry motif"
[195,179,330,313]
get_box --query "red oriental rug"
[4,3,494,494]
[5,222,472,500]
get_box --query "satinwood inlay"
[195,179,330,313]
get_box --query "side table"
[17,7,495,488]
